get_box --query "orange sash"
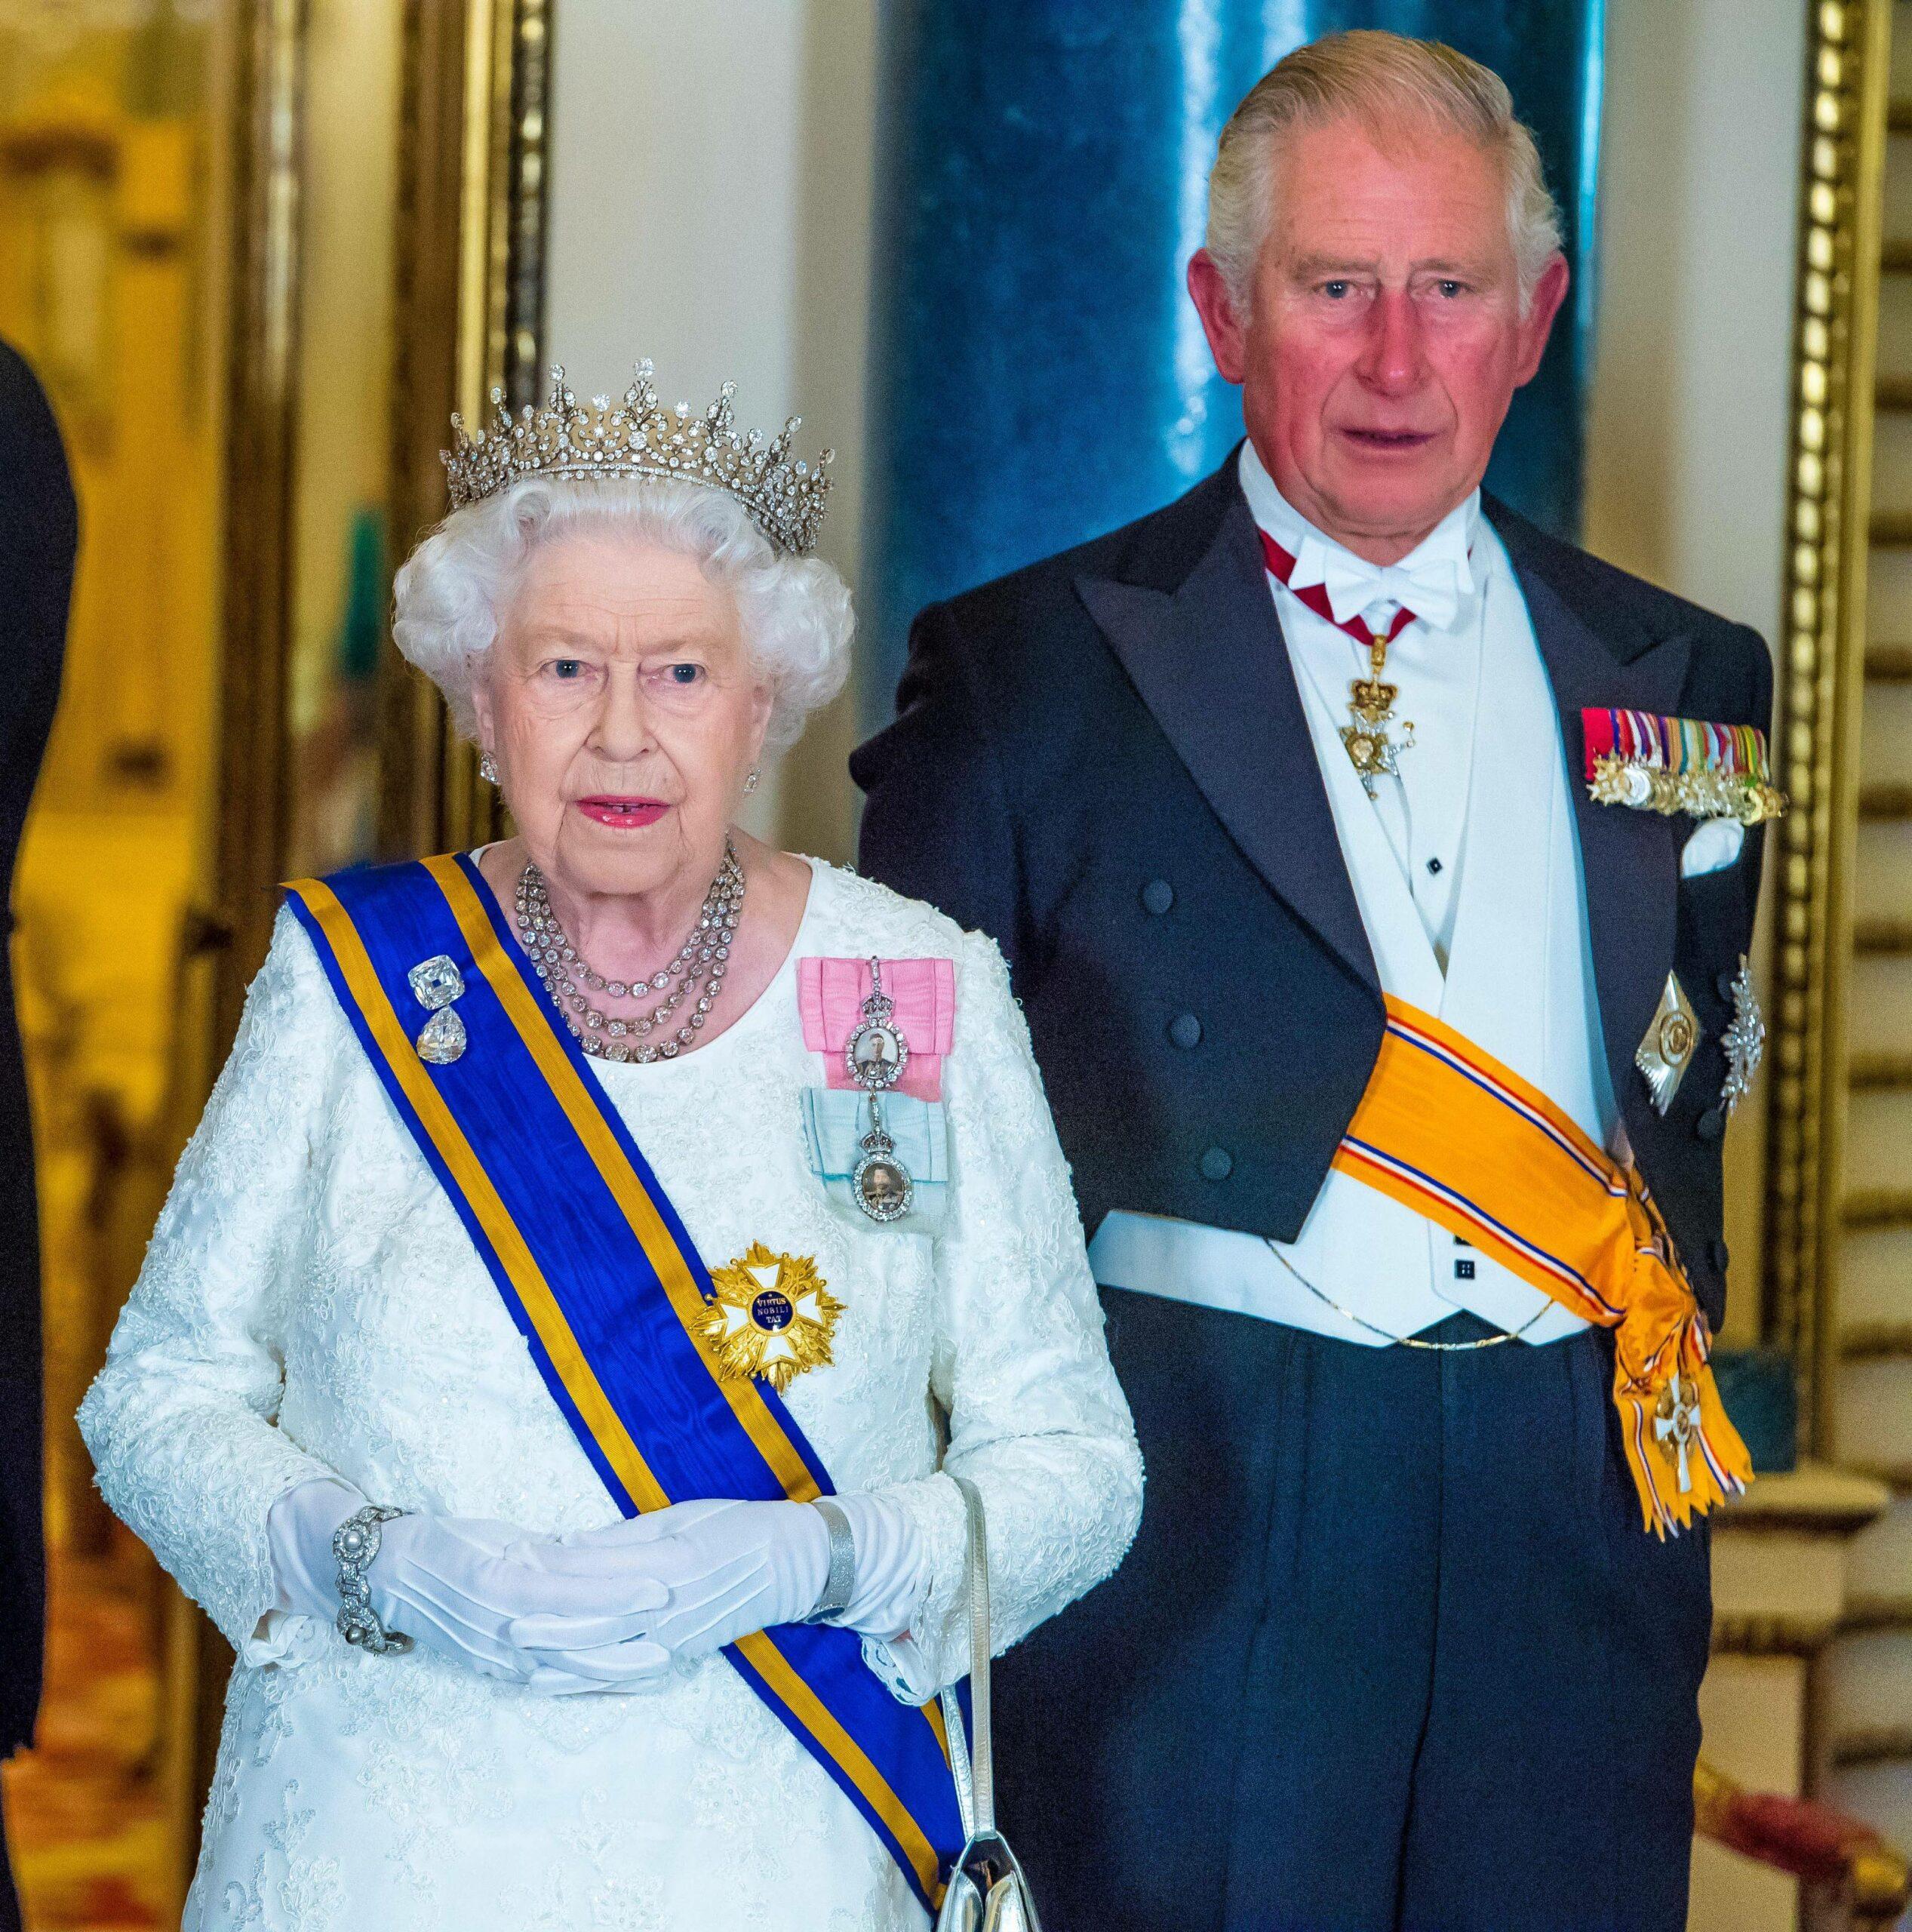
[1333,997,1753,1536]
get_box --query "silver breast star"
[1720,955,1765,1119]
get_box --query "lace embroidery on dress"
[217,1780,344,1932]
[85,869,1142,1930]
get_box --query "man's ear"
[1187,250,1250,386]
[1514,254,1570,388]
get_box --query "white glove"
[266,1477,672,1694]
[508,1492,930,1681]
[507,1498,825,1678]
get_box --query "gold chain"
[1264,1241,1548,1351]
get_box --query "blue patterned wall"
[862,1,1605,715]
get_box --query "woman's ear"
[471,671,496,752]
[748,680,774,763]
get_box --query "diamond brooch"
[409,953,467,1065]
[1720,955,1765,1120]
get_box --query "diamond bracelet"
[332,1504,414,1655]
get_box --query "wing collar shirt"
[1237,439,1484,964]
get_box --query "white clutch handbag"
[935,1476,1046,1932]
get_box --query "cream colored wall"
[1585,0,1804,641]
[292,0,401,741]
[543,0,878,865]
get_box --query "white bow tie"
[1287,528,1476,634]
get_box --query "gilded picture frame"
[214,0,549,1050]
[1764,0,1892,1460]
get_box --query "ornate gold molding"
[380,0,550,860]
[1763,0,1892,1457]
[211,0,303,1046]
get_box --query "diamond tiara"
[441,363,834,555]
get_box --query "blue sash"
[284,854,960,1913]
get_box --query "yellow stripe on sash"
[1331,996,1754,1536]
[736,1630,945,1903]
[300,866,953,1886]
[423,856,825,1504]
[424,864,954,1770]
[287,878,671,1514]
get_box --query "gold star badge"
[1635,972,1701,1116]
[698,1243,844,1392]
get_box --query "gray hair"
[1204,29,1563,316]
[391,476,853,750]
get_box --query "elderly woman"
[79,366,1141,1930]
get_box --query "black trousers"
[994,1294,1712,1932]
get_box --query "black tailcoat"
[853,455,1772,1929]
[853,454,1769,1328]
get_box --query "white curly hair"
[391,475,853,750]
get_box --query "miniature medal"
[1342,630,1416,798]
[1582,709,1788,825]
[847,959,915,1222]
[699,1242,844,1392]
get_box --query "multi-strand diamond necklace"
[514,839,745,1063]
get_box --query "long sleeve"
[78,907,345,1652]
[868,928,1142,1696]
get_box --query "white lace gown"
[79,859,1142,1932]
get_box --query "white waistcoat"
[1089,481,1617,1346]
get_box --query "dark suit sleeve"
[0,341,73,1759]
[0,347,74,832]
[850,600,1027,974]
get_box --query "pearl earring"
[480,752,499,784]
[744,767,760,794]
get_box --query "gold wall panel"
[1766,0,1893,1456]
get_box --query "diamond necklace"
[514,840,745,1062]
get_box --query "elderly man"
[854,29,1774,1932]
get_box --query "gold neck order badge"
[1341,629,1416,798]
[699,1242,844,1392]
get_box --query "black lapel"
[1487,500,1694,1115]
[1075,488,1378,995]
